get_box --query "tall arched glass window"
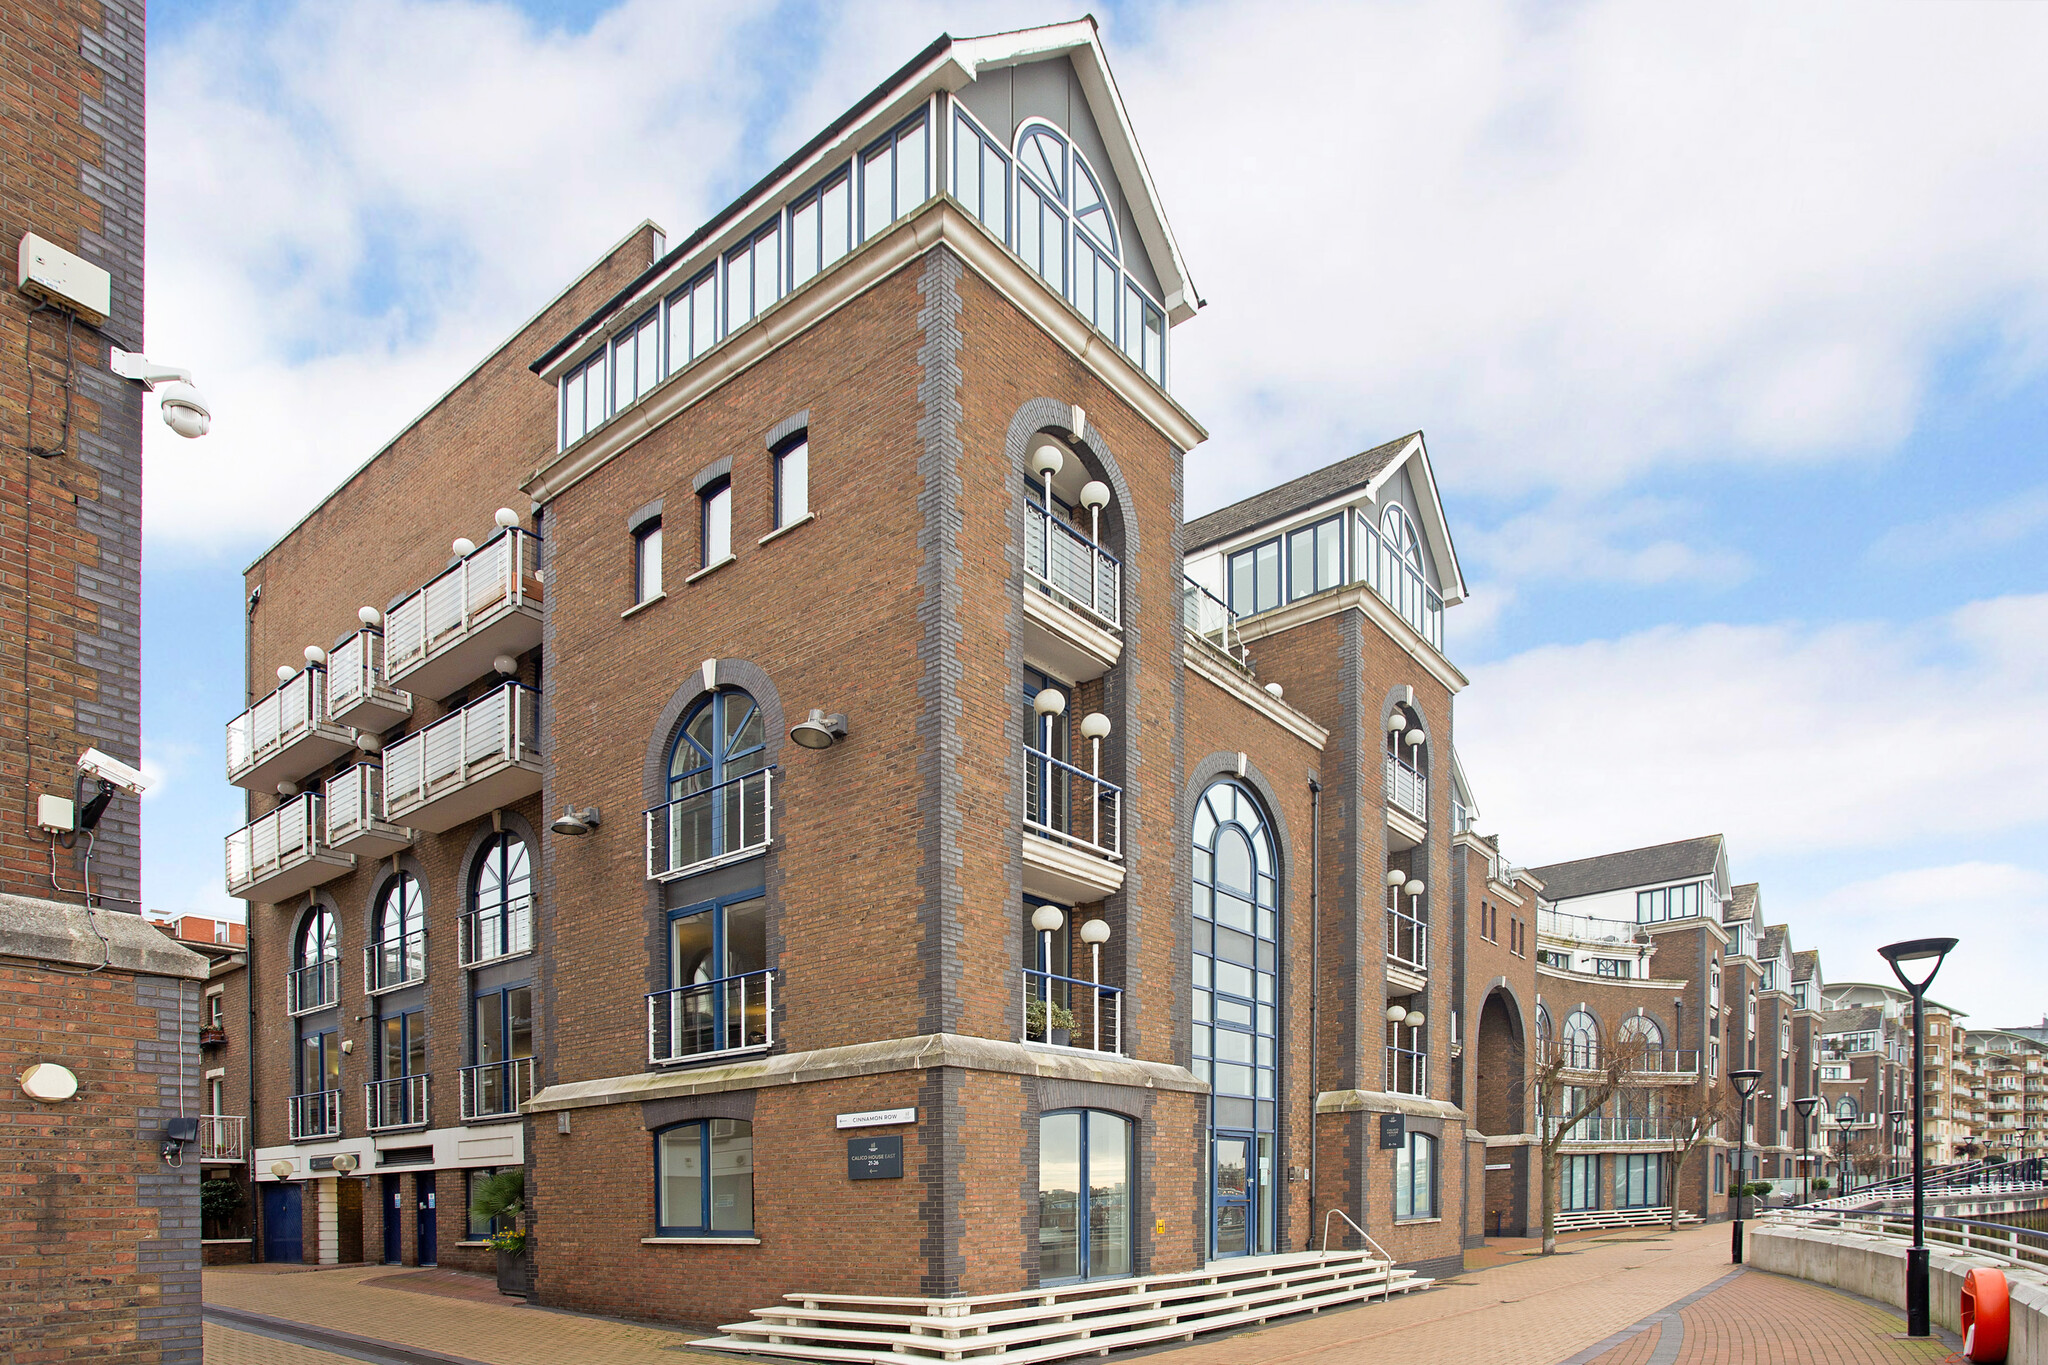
[369,872,425,989]
[662,688,769,871]
[1014,121,1120,340]
[1617,1013,1664,1051]
[1192,779,1278,1258]
[468,834,532,965]
[1382,502,1423,572]
[1562,1009,1600,1069]
[1836,1095,1860,1123]
[290,907,338,1013]
[1038,1110,1131,1283]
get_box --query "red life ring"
[1961,1266,2009,1363]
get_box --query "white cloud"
[1457,592,2048,864]
[1459,492,1749,590]
[1869,485,2048,565]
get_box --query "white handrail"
[1320,1208,1396,1302]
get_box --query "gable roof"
[1729,883,1760,924]
[1759,923,1788,964]
[1792,949,1821,982]
[1528,834,1724,903]
[1184,432,1467,604]
[1822,1005,1884,1034]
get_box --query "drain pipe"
[1306,774,1322,1249]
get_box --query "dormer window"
[1382,503,1422,572]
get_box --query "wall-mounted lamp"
[276,782,299,798]
[304,646,327,668]
[1405,880,1426,898]
[359,606,382,628]
[789,710,848,750]
[276,664,296,685]
[495,507,520,529]
[20,1062,78,1102]
[1405,1011,1427,1029]
[492,655,518,677]
[1404,728,1425,748]
[162,1115,197,1166]
[551,805,602,836]
[452,537,476,558]
[332,1152,360,1174]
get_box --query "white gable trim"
[1367,435,1467,606]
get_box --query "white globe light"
[1031,905,1065,933]
[1079,918,1110,945]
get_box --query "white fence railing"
[364,1075,430,1132]
[286,958,338,1016]
[325,628,410,724]
[1027,502,1119,627]
[226,667,331,780]
[325,762,406,848]
[459,1056,533,1122]
[646,769,773,881]
[1384,754,1427,821]
[226,792,327,897]
[459,898,532,968]
[1386,904,1428,972]
[384,527,542,681]
[364,929,426,994]
[1182,577,1249,667]
[198,1114,245,1161]
[647,971,775,1065]
[288,1089,341,1141]
[382,683,538,818]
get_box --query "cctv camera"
[157,381,211,439]
[77,747,148,797]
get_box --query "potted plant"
[1813,1176,1831,1193]
[1027,997,1076,1047]
[469,1169,529,1296]
[200,1175,245,1242]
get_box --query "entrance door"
[415,1172,437,1266]
[262,1184,302,1263]
[336,1177,364,1263]
[1212,1133,1253,1257]
[382,1175,402,1264]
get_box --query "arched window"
[289,907,338,1014]
[368,872,425,990]
[1836,1095,1860,1123]
[467,834,532,966]
[1191,779,1279,1258]
[1013,121,1120,338]
[1617,1013,1665,1052]
[1394,1131,1436,1219]
[1384,703,1427,822]
[656,1118,753,1236]
[1381,502,1423,572]
[1038,1109,1131,1282]
[1563,1009,1601,1069]
[297,907,336,968]
[662,688,769,871]
[291,907,342,1135]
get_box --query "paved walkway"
[201,1227,1965,1365]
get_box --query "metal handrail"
[646,970,775,1065]
[645,767,774,881]
[1181,577,1249,667]
[286,958,337,1016]
[384,526,543,680]
[1761,1205,2048,1277]
[459,897,532,968]
[1383,753,1427,821]
[1026,502,1120,627]
[459,1056,534,1121]
[197,1114,245,1161]
[363,929,426,994]
[1320,1208,1396,1302]
[227,792,329,897]
[1021,968,1124,1056]
[364,1074,429,1131]
[1384,1042,1428,1098]
[226,665,334,779]
[1023,743,1122,859]
[382,681,539,817]
[326,763,403,846]
[1385,904,1428,972]
[288,1089,341,1141]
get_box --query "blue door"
[383,1175,402,1264]
[1211,1133,1253,1257]
[262,1184,302,1263]
[416,1172,437,1266]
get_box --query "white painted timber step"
[1548,1206,1701,1233]
[692,1249,1433,1364]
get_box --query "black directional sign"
[848,1135,903,1180]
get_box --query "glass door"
[1038,1110,1132,1283]
[1212,1132,1253,1257]
[667,894,767,1055]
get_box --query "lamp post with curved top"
[1729,1067,1763,1263]
[1793,1095,1820,1205]
[1880,936,1957,1338]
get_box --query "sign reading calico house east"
[840,1108,913,1180]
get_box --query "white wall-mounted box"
[16,232,111,324]
[37,793,75,832]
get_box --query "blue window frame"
[298,1025,339,1096]
[1564,1154,1601,1210]
[773,434,808,529]
[1227,538,1283,618]
[1022,669,1071,835]
[788,171,852,290]
[951,107,1010,240]
[663,891,768,1057]
[469,834,532,962]
[859,109,930,242]
[1394,1131,1437,1218]
[1286,516,1344,602]
[1038,1109,1132,1282]
[663,267,718,378]
[656,1118,754,1235]
[469,981,532,1116]
[666,688,768,852]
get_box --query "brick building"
[2,3,209,1362]
[151,915,255,1261]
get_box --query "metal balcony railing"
[286,958,338,1016]
[1026,502,1119,627]
[384,527,543,695]
[646,768,774,881]
[1181,577,1250,667]
[225,666,352,789]
[289,1089,341,1141]
[1385,1042,1428,1097]
[363,929,426,995]
[1384,753,1427,821]
[459,898,532,968]
[1545,1115,1684,1142]
[1354,509,1444,651]
[1538,1043,1701,1076]
[459,1056,533,1122]
[364,1075,430,1132]
[198,1024,228,1047]
[198,1114,246,1162]
[324,628,412,730]
[226,792,353,902]
[1538,906,1643,947]
[647,970,775,1066]
[1021,968,1124,1055]
[1386,904,1428,973]
[1024,743,1121,859]
[324,762,412,855]
[381,682,540,831]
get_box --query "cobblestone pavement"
[201,1226,1962,1365]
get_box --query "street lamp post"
[1794,1096,1820,1205]
[1880,936,1959,1339]
[1730,1068,1763,1263]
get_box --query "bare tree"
[1658,1079,1738,1232]
[1519,1034,1652,1254]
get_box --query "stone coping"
[1315,1088,1467,1122]
[0,893,209,979]
[526,1033,1208,1114]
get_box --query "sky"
[139,0,2048,1026]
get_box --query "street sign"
[848,1135,903,1180]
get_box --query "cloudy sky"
[141,0,2048,1023]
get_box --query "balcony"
[1354,508,1445,652]
[1022,743,1124,904]
[382,682,541,833]
[1545,1116,1683,1143]
[1021,968,1124,1055]
[646,768,773,882]
[198,1114,246,1162]
[1385,1041,1428,1097]
[227,793,354,904]
[647,970,775,1066]
[384,526,543,700]
[1539,906,1644,949]
[364,1075,430,1133]
[1386,904,1428,978]
[459,898,532,969]
[1384,754,1428,823]
[286,958,338,1016]
[1023,504,1121,683]
[225,666,355,792]
[459,1056,534,1123]
[1182,577,1251,670]
[1540,1043,1701,1078]
[325,627,413,731]
[289,1089,341,1142]
[363,929,426,995]
[324,763,414,857]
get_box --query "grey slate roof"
[1822,1005,1884,1034]
[1792,949,1820,982]
[1185,434,1416,552]
[1729,883,1759,923]
[1528,834,1723,903]
[1759,922,1788,963]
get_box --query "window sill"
[621,592,667,619]
[455,1240,493,1249]
[641,1236,761,1246]
[758,512,814,546]
[1393,1216,1441,1226]
[685,555,736,585]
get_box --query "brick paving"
[201,1226,1963,1365]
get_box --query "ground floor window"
[1618,1154,1663,1207]
[1394,1131,1437,1219]
[1714,1152,1726,1193]
[466,1168,515,1240]
[657,1119,754,1235]
[1040,1109,1132,1282]
[1563,1154,1600,1211]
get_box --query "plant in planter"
[200,1176,245,1241]
[1026,997,1076,1047]
[1812,1177,1832,1193]
[469,1169,530,1296]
